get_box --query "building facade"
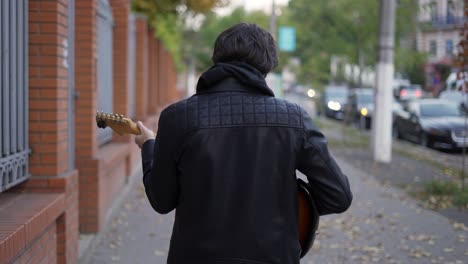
[416,0,465,93]
[0,0,181,263]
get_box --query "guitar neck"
[123,121,141,135]
[96,112,142,135]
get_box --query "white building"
[415,0,465,94]
[416,0,465,63]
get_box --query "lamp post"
[270,0,277,39]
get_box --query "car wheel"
[421,133,432,148]
[393,124,402,139]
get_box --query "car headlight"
[327,101,341,111]
[307,89,316,98]
[360,108,368,116]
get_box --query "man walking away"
[134,23,352,264]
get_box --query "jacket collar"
[196,62,275,96]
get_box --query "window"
[447,0,455,21]
[429,40,437,57]
[1,0,30,192]
[446,39,453,55]
[430,1,438,21]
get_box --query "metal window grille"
[128,14,136,118]
[97,0,114,145]
[0,0,29,192]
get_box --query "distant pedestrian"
[134,23,352,264]
[456,71,467,93]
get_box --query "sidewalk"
[81,158,468,264]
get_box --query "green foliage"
[424,180,468,208]
[395,48,427,85]
[425,180,459,195]
[187,7,271,72]
[286,0,421,86]
[152,14,182,64]
[453,190,468,207]
[132,0,225,67]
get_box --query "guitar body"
[297,178,319,258]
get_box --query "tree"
[132,0,226,65]
[286,0,420,87]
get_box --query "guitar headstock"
[95,111,141,135]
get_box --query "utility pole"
[457,0,467,190]
[372,0,396,163]
[269,0,277,39]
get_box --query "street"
[84,96,468,264]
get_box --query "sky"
[215,0,290,16]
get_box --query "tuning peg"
[119,114,124,118]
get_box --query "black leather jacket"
[142,62,352,264]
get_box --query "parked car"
[346,88,374,129]
[344,89,403,129]
[439,89,467,113]
[394,84,423,101]
[392,97,404,123]
[393,99,467,150]
[322,86,349,120]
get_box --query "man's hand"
[135,121,155,149]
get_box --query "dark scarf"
[196,62,275,97]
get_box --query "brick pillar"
[75,0,100,233]
[110,0,131,142]
[147,32,158,114]
[168,55,179,102]
[27,0,79,263]
[162,45,171,105]
[156,39,165,108]
[75,0,135,234]
[134,15,148,121]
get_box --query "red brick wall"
[29,0,69,176]
[23,1,79,263]
[155,40,179,108]
[1,1,182,263]
[134,16,149,121]
[75,0,136,234]
[111,0,131,142]
[74,0,100,233]
[11,223,58,264]
[148,32,158,114]
[156,39,165,108]
[166,51,179,102]
[75,0,98,159]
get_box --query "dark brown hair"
[212,23,278,75]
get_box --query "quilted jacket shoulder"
[161,93,305,134]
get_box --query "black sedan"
[322,86,348,120]
[345,88,374,129]
[393,99,468,150]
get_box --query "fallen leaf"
[443,248,453,252]
[453,222,468,231]
[154,250,166,256]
